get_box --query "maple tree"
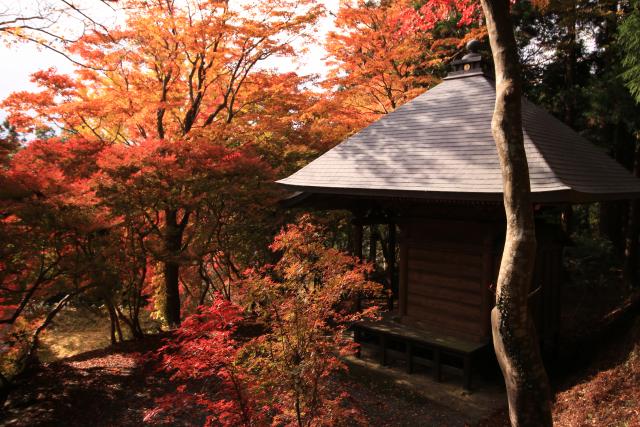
[146,217,381,426]
[238,216,380,426]
[3,0,324,327]
[321,0,484,136]
[325,0,434,119]
[0,135,106,399]
[95,137,277,322]
[0,136,102,323]
[143,295,253,426]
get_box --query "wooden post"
[352,218,363,260]
[551,242,563,360]
[561,204,573,235]
[369,224,377,267]
[388,223,397,295]
[398,225,409,317]
[463,355,472,390]
[351,213,364,313]
[380,334,388,366]
[481,230,495,340]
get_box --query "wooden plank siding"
[400,220,494,342]
[396,218,562,349]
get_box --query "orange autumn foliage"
[314,0,484,147]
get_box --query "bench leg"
[434,348,442,382]
[463,355,472,390]
[380,335,388,366]
[406,342,413,374]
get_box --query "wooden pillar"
[406,342,414,373]
[551,242,563,360]
[463,355,472,390]
[380,334,388,366]
[481,230,495,340]
[388,223,397,296]
[351,213,364,313]
[369,225,377,268]
[398,225,409,317]
[351,218,363,260]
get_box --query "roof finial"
[448,39,483,76]
[466,39,481,54]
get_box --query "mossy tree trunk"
[479,0,553,425]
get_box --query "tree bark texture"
[163,209,183,327]
[479,0,553,425]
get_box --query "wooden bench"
[352,317,488,390]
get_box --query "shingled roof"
[277,62,640,203]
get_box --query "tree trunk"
[24,294,73,367]
[601,124,631,253]
[624,139,640,287]
[163,209,183,327]
[624,199,640,287]
[116,306,145,340]
[561,0,577,128]
[478,0,553,425]
[106,300,123,344]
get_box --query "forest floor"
[2,302,639,426]
[1,329,475,426]
[480,301,640,427]
[1,284,639,426]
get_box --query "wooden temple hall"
[276,43,640,389]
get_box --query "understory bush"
[145,218,382,426]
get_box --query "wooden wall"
[399,220,496,342]
[398,217,564,349]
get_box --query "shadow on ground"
[2,303,638,427]
[0,334,200,427]
[2,334,484,427]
